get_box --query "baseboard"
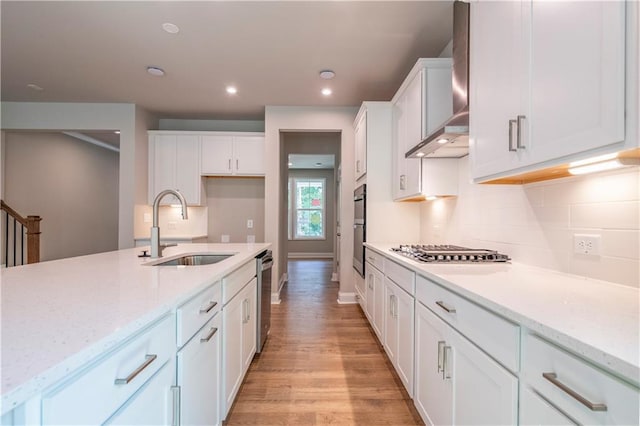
[271,273,287,305]
[331,272,339,282]
[271,293,281,304]
[287,252,333,259]
[337,291,357,304]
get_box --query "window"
[289,178,325,240]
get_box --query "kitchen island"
[1,243,270,423]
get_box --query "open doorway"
[278,131,341,287]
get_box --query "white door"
[201,135,234,175]
[177,315,221,426]
[175,135,201,205]
[520,386,577,426]
[527,1,625,164]
[233,136,265,175]
[414,303,453,426]
[395,285,414,397]
[469,1,528,180]
[241,280,257,372]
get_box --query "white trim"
[271,293,281,304]
[287,252,333,259]
[331,272,339,282]
[337,291,357,304]
[278,272,288,292]
[291,177,326,240]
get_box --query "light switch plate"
[247,235,255,243]
[247,219,254,229]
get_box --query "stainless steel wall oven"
[353,184,366,277]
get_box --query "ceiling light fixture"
[147,66,165,77]
[162,22,180,34]
[288,162,293,167]
[226,86,238,95]
[425,196,438,201]
[416,152,426,157]
[319,70,336,79]
[321,88,332,96]
[315,162,323,167]
[114,130,120,134]
[27,83,44,91]
[437,138,450,144]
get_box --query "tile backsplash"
[134,204,208,239]
[420,156,640,288]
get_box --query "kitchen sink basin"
[151,254,233,266]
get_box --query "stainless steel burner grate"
[390,244,510,263]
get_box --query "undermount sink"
[151,254,234,266]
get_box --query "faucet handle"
[138,250,150,258]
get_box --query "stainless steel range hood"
[406,1,469,159]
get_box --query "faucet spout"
[150,189,189,258]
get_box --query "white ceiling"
[288,154,335,169]
[1,1,454,120]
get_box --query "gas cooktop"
[390,244,510,263]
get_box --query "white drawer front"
[222,260,256,305]
[365,248,384,273]
[415,275,519,372]
[383,258,415,295]
[522,333,639,426]
[42,314,175,425]
[177,281,222,347]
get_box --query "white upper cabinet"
[392,59,453,200]
[470,1,630,182]
[354,109,367,181]
[149,133,203,206]
[201,134,265,176]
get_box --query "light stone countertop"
[0,243,270,414]
[365,243,640,386]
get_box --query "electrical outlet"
[221,234,230,243]
[247,219,254,229]
[574,234,601,256]
[247,235,255,243]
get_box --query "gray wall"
[205,177,265,244]
[287,168,335,255]
[4,132,119,261]
[159,119,264,132]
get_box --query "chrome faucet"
[150,189,189,258]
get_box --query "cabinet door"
[175,135,201,205]
[233,136,265,175]
[402,71,423,197]
[414,303,453,426]
[528,1,625,164]
[450,322,518,425]
[241,280,257,372]
[222,292,244,418]
[469,1,527,180]
[383,278,398,366]
[395,285,414,397]
[152,135,178,205]
[177,314,221,426]
[372,267,385,341]
[105,360,175,426]
[392,95,408,200]
[520,386,576,426]
[201,135,234,175]
[365,269,375,323]
[355,111,367,180]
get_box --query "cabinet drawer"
[42,314,175,425]
[383,258,415,295]
[415,275,519,372]
[365,248,384,272]
[222,260,256,305]
[177,282,222,347]
[522,333,639,425]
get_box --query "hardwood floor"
[224,259,424,425]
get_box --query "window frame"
[289,177,326,241]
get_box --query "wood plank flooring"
[224,259,424,425]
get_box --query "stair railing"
[1,200,41,267]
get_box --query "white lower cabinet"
[383,277,414,397]
[222,277,257,419]
[414,303,518,425]
[177,314,221,426]
[520,386,577,426]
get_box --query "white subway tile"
[531,205,570,229]
[569,255,640,288]
[599,229,640,260]
[570,201,640,230]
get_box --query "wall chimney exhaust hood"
[406,1,469,159]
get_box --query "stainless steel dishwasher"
[256,250,273,353]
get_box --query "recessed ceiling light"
[319,70,335,79]
[147,66,165,77]
[27,83,44,91]
[321,88,332,96]
[226,86,238,95]
[162,22,180,34]
[315,162,323,167]
[416,152,426,157]
[437,138,449,144]
[288,162,293,167]
[114,130,120,134]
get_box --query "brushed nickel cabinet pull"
[443,346,452,379]
[368,274,374,290]
[236,159,239,170]
[228,159,231,170]
[508,119,517,152]
[199,300,218,314]
[516,115,526,149]
[437,340,445,373]
[200,327,218,343]
[171,385,181,426]
[435,300,456,314]
[542,372,607,412]
[114,354,157,385]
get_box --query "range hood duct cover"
[406,1,469,159]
